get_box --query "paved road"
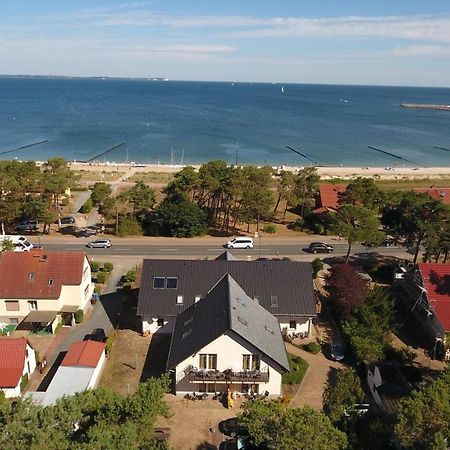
[32,240,412,260]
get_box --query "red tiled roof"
[317,184,347,210]
[61,340,105,368]
[413,188,450,205]
[0,251,85,299]
[418,263,450,331]
[0,338,28,388]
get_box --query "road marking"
[207,248,222,251]
[114,248,132,251]
[160,248,178,251]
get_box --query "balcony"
[186,366,269,383]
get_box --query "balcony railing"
[186,366,269,383]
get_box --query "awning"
[59,305,79,313]
[23,311,58,325]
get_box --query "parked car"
[86,239,112,248]
[344,403,370,417]
[91,328,106,342]
[306,242,334,253]
[225,237,254,249]
[330,343,345,361]
[59,216,76,224]
[16,220,39,232]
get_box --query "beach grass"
[128,171,176,184]
[73,170,125,182]
[321,176,450,190]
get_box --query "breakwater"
[400,103,450,111]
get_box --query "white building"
[0,250,94,332]
[167,274,290,396]
[138,253,318,337]
[28,340,106,406]
[0,337,37,398]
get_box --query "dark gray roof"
[137,259,316,318]
[167,274,290,371]
[215,251,238,261]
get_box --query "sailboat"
[281,86,285,94]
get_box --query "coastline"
[62,161,450,180]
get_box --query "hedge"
[96,271,109,284]
[90,261,100,273]
[74,309,84,324]
[282,354,309,385]
[103,262,114,272]
[79,196,93,214]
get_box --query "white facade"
[173,333,284,396]
[0,257,93,326]
[1,342,37,399]
[146,315,311,337]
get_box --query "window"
[9,318,19,325]
[83,266,89,279]
[195,295,201,303]
[28,301,38,311]
[176,295,184,305]
[84,285,90,298]
[5,301,19,311]
[289,320,297,329]
[166,277,178,289]
[199,354,217,370]
[153,277,165,289]
[48,279,54,286]
[157,318,165,327]
[270,296,278,308]
[28,272,36,281]
[242,354,260,371]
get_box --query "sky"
[2,1,450,86]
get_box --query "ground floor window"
[9,318,19,325]
[289,320,297,329]
[157,318,164,327]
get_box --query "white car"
[225,237,254,249]
[86,239,112,248]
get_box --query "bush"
[305,341,321,354]
[262,224,277,234]
[106,332,117,355]
[79,196,93,214]
[94,284,103,295]
[125,268,137,283]
[103,262,114,272]
[282,354,309,385]
[312,258,324,278]
[20,374,29,391]
[90,261,99,273]
[118,215,143,237]
[96,271,109,284]
[54,321,63,334]
[74,309,84,324]
[289,218,304,231]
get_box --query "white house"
[28,340,106,406]
[167,274,290,397]
[0,337,37,398]
[0,250,94,332]
[138,253,317,337]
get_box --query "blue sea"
[0,77,449,166]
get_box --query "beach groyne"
[400,103,450,111]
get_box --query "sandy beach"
[66,161,450,180]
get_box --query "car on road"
[89,328,107,342]
[59,216,76,224]
[16,220,39,232]
[86,239,112,248]
[224,237,254,249]
[306,242,334,254]
[330,343,345,361]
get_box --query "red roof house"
[62,340,106,368]
[313,183,347,219]
[413,188,450,205]
[0,337,36,397]
[418,263,450,332]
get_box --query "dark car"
[306,242,334,254]
[16,220,39,232]
[60,216,76,224]
[84,328,107,342]
[330,343,345,361]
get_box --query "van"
[225,237,254,249]
[16,220,39,232]
[0,235,34,252]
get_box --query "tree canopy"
[238,399,347,450]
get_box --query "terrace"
[185,366,270,383]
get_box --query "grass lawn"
[282,353,309,385]
[128,171,175,184]
[73,169,125,182]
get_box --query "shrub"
[125,268,137,283]
[79,196,93,214]
[262,224,277,234]
[20,374,29,391]
[103,262,114,272]
[96,271,109,284]
[305,341,321,354]
[74,309,84,324]
[106,332,117,355]
[90,261,99,273]
[94,284,103,295]
[118,215,143,237]
[54,321,63,334]
[312,258,324,278]
[282,354,309,385]
[289,218,304,231]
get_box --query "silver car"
[86,239,112,248]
